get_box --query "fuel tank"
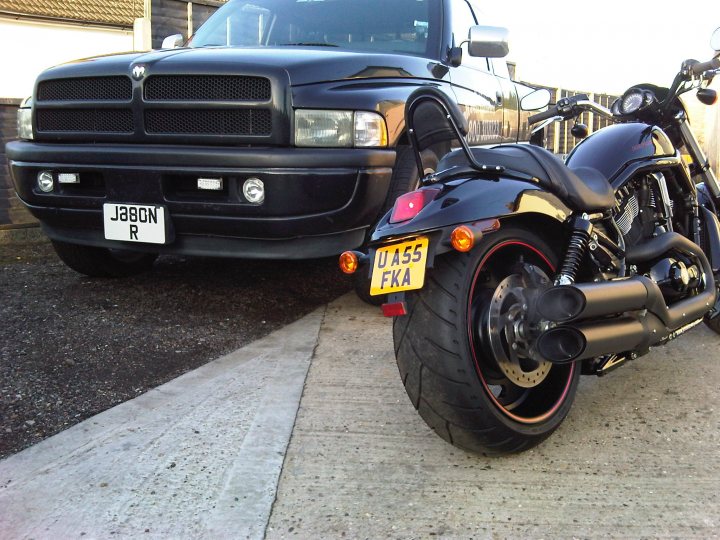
[565,123,675,181]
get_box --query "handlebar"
[690,56,720,76]
[528,95,613,125]
[528,106,559,124]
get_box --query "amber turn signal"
[339,251,359,274]
[450,225,475,252]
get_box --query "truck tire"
[393,227,581,455]
[51,240,158,278]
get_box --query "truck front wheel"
[51,240,158,278]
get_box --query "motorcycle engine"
[613,173,672,247]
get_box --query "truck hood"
[38,46,443,86]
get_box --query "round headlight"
[37,171,54,193]
[243,178,265,204]
[620,89,645,115]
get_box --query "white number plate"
[103,203,166,244]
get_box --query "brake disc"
[485,269,552,389]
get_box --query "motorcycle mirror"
[711,27,720,52]
[571,123,589,139]
[520,88,552,111]
[697,88,718,105]
[467,25,509,58]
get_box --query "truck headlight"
[294,110,387,148]
[17,96,33,140]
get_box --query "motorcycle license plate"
[103,203,167,244]
[370,237,429,296]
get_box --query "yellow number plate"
[370,237,429,296]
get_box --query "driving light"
[37,171,54,193]
[17,97,33,140]
[389,188,441,224]
[243,177,265,204]
[197,177,223,191]
[339,251,359,274]
[58,173,80,184]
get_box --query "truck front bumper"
[6,142,395,259]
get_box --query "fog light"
[37,171,54,193]
[198,177,223,191]
[58,172,80,184]
[243,178,264,204]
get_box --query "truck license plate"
[103,203,167,244]
[370,237,429,296]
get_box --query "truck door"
[446,0,504,146]
[490,57,520,143]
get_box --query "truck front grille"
[144,75,271,101]
[37,76,132,101]
[34,73,283,144]
[145,109,272,136]
[36,109,134,133]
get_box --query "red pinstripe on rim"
[467,240,576,425]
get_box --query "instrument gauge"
[620,89,644,115]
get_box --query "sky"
[491,1,720,95]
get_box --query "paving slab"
[267,293,720,539]
[0,308,324,540]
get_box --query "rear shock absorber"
[556,215,593,285]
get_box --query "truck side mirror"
[467,26,509,58]
[162,34,184,49]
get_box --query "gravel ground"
[0,231,352,458]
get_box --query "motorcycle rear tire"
[393,227,581,455]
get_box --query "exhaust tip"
[537,327,586,363]
[538,286,586,323]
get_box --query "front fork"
[677,113,720,199]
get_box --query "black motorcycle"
[340,28,720,455]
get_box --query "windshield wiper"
[279,42,339,47]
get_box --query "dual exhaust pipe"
[534,233,716,363]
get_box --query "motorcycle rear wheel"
[393,227,581,455]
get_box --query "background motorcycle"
[340,27,720,455]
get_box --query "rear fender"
[369,176,572,267]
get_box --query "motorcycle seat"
[437,144,615,212]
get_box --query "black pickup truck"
[7,0,536,277]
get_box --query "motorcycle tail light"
[389,188,441,224]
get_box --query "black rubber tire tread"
[393,227,581,455]
[353,269,384,306]
[51,240,158,278]
[704,314,720,334]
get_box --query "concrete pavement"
[1,293,719,539]
[0,308,324,539]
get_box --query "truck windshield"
[190,0,440,57]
